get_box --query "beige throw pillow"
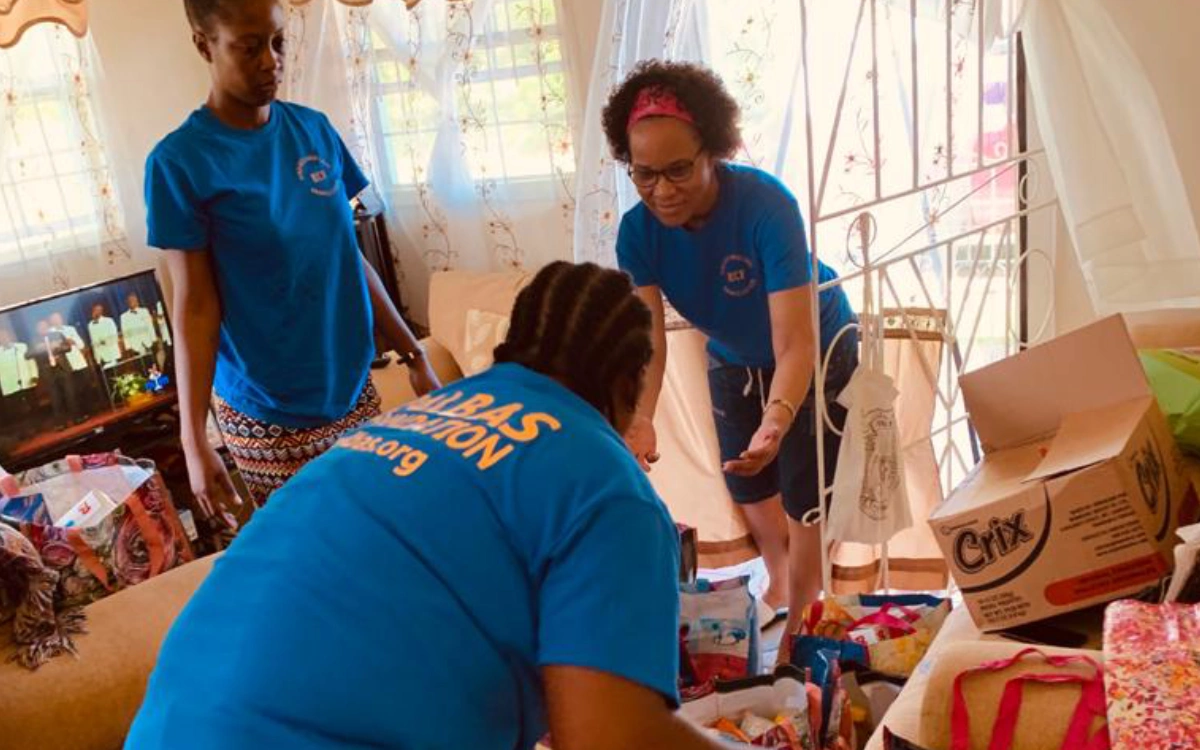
[462,309,511,376]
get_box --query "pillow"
[462,309,511,377]
[427,271,532,370]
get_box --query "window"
[371,0,574,188]
[0,25,125,269]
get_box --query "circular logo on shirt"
[296,155,339,197]
[720,254,758,297]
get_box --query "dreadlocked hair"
[494,262,653,428]
[183,0,236,32]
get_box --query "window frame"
[369,0,575,195]
[0,28,125,269]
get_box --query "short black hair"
[602,60,742,164]
[184,0,235,32]
[494,262,652,428]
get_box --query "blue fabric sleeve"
[144,149,209,251]
[327,118,369,201]
[616,212,657,288]
[538,496,681,707]
[757,199,813,293]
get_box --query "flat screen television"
[0,270,176,466]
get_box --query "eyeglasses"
[627,149,705,189]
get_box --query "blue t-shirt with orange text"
[126,363,681,750]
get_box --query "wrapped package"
[1104,601,1200,749]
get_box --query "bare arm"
[167,249,221,451]
[625,285,668,471]
[166,249,240,515]
[765,284,817,431]
[361,259,440,396]
[362,259,421,358]
[633,285,669,420]
[723,284,817,476]
[544,666,734,750]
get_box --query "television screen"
[0,270,175,466]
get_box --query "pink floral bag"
[1103,601,1200,749]
[0,452,194,611]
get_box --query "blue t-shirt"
[617,163,856,368]
[126,363,681,750]
[144,102,374,427]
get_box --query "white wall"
[90,0,210,297]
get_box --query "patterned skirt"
[214,380,382,506]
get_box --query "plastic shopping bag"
[680,577,761,701]
[0,452,194,610]
[680,669,818,749]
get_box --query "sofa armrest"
[374,337,463,412]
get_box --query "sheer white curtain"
[0,24,133,307]
[282,0,577,324]
[281,0,383,200]
[1010,0,1200,315]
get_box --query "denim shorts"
[707,336,859,522]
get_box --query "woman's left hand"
[723,418,784,477]
[407,356,442,397]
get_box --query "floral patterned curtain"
[0,22,130,306]
[282,0,577,323]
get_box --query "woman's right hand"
[184,440,242,529]
[625,414,660,472]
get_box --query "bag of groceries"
[0,452,194,610]
[796,594,950,679]
[680,669,821,749]
[679,576,761,701]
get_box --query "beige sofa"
[0,556,217,750]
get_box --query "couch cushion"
[0,554,216,750]
[427,270,531,372]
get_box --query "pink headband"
[626,86,695,132]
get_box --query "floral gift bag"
[0,452,194,610]
[1103,601,1200,749]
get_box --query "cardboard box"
[930,315,1199,631]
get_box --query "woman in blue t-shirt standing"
[145,0,439,511]
[605,61,858,644]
